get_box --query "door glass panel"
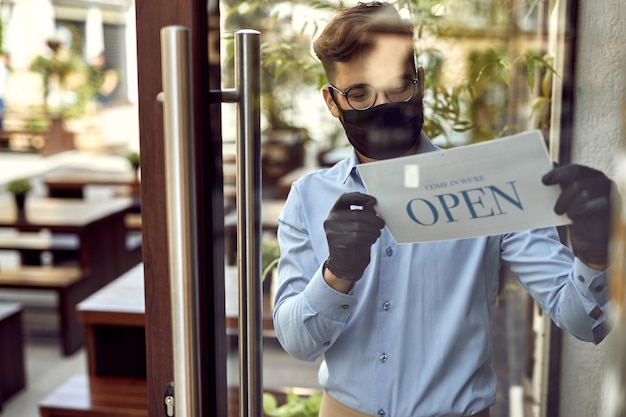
[218,1,569,416]
[219,7,320,417]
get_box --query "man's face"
[324,33,416,114]
[323,33,424,163]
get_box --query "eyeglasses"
[328,76,419,111]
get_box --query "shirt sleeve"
[272,185,357,362]
[502,228,610,344]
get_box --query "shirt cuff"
[572,258,609,307]
[302,266,357,322]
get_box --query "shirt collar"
[340,131,440,184]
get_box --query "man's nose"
[373,91,391,106]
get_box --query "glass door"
[136,0,288,415]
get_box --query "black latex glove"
[323,192,386,281]
[542,164,613,265]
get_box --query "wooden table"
[73,263,273,381]
[76,263,274,347]
[0,197,140,274]
[0,197,132,228]
[40,265,148,417]
[73,263,275,360]
[0,197,142,354]
[43,167,140,199]
[76,263,146,380]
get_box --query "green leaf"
[498,59,512,87]
[263,393,279,414]
[529,96,550,120]
[525,54,536,91]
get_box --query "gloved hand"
[324,192,386,281]
[542,164,613,265]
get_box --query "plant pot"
[132,163,140,178]
[14,194,26,216]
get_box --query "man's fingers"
[542,164,589,186]
[325,212,385,235]
[566,196,610,219]
[552,177,595,215]
[333,192,378,211]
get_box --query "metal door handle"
[228,30,263,417]
[161,26,262,417]
[160,25,200,417]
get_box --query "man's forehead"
[364,32,413,52]
[335,33,414,86]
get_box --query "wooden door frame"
[134,0,227,415]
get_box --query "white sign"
[357,130,570,244]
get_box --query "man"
[273,2,613,416]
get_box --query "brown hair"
[313,1,414,82]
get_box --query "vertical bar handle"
[234,29,263,417]
[160,25,201,417]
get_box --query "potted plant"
[126,151,140,176]
[6,177,33,214]
[263,390,322,417]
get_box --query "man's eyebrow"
[340,72,413,90]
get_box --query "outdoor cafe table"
[0,197,139,278]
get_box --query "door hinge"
[164,381,175,417]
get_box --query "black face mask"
[338,97,424,160]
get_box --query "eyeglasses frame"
[328,77,419,111]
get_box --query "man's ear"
[417,66,425,97]
[322,86,341,118]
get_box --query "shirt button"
[383,301,391,311]
[386,247,393,257]
[577,275,585,283]
[341,304,350,310]
[378,410,386,416]
[379,353,388,363]
[594,285,605,293]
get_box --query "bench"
[0,232,80,266]
[0,302,26,410]
[0,267,87,356]
[39,374,148,417]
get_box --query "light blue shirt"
[273,134,609,417]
